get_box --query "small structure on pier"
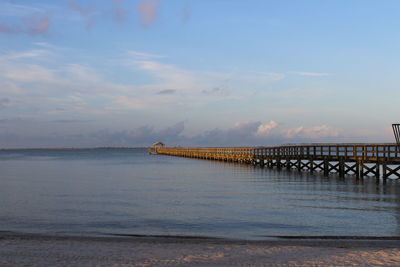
[152,141,165,148]
[149,141,165,154]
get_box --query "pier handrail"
[151,143,400,163]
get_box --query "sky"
[0,0,399,148]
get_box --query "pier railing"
[150,143,400,179]
[253,144,400,163]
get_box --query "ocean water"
[1,148,400,240]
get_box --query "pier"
[149,144,400,180]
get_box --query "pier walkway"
[149,144,400,180]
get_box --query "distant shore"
[1,233,400,266]
[0,147,147,151]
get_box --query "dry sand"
[1,233,400,266]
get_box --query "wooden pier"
[149,144,400,180]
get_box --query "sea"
[1,148,400,240]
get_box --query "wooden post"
[310,159,314,173]
[339,158,345,178]
[260,159,265,168]
[375,163,380,180]
[360,161,364,178]
[277,158,282,169]
[383,164,387,180]
[323,158,329,176]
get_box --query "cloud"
[0,118,28,124]
[0,98,10,108]
[127,50,166,59]
[0,47,288,121]
[2,63,59,84]
[68,0,97,31]
[109,51,288,111]
[0,121,187,148]
[0,2,43,17]
[110,94,175,110]
[158,121,185,138]
[138,0,161,28]
[0,47,288,133]
[182,5,191,24]
[188,121,341,146]
[202,87,229,97]
[0,48,138,116]
[33,42,58,49]
[4,49,53,60]
[112,0,128,22]
[127,54,284,96]
[0,13,50,36]
[64,64,103,84]
[191,121,275,146]
[51,119,92,123]
[232,121,261,135]
[88,121,185,146]
[24,13,50,35]
[284,125,339,139]
[131,59,196,92]
[256,121,279,136]
[0,23,16,34]
[0,118,344,148]
[157,89,176,95]
[291,71,332,77]
[68,0,96,17]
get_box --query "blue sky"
[0,0,399,147]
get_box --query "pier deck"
[149,144,400,180]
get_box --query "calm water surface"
[1,148,400,239]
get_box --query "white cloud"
[0,48,135,116]
[189,121,341,146]
[111,95,155,110]
[4,49,53,60]
[272,87,329,100]
[0,2,43,17]
[239,72,285,82]
[0,48,287,118]
[2,63,58,84]
[284,125,339,139]
[0,80,24,95]
[290,71,332,77]
[256,120,279,136]
[125,52,285,98]
[131,59,198,93]
[0,115,345,147]
[64,63,103,84]
[127,50,166,59]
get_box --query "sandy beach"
[1,233,400,266]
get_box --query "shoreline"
[2,233,400,266]
[3,231,400,245]
[0,147,146,151]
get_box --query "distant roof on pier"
[152,142,165,147]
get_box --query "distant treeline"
[0,147,147,151]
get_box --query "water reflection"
[202,158,400,237]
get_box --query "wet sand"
[1,233,400,266]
